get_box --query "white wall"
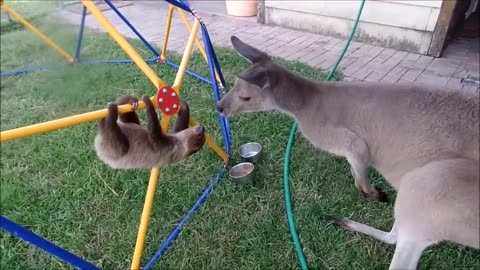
[263,0,444,54]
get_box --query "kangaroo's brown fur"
[94,95,205,169]
[216,36,479,270]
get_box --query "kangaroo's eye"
[240,97,251,101]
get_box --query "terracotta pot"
[225,0,258,17]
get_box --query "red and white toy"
[155,86,180,116]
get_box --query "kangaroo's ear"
[238,67,270,90]
[231,36,270,63]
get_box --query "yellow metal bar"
[1,4,74,62]
[160,18,199,131]
[172,18,200,91]
[177,9,207,61]
[165,19,228,161]
[172,11,228,162]
[189,118,229,162]
[176,8,222,86]
[81,0,165,89]
[0,101,148,143]
[160,5,174,60]
[160,115,172,133]
[160,117,228,162]
[130,168,161,270]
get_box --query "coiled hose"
[283,1,366,269]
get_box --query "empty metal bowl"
[229,162,255,184]
[238,142,262,163]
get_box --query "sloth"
[94,95,205,169]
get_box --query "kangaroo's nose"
[216,103,224,113]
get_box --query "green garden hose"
[283,1,366,269]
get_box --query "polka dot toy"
[156,86,180,116]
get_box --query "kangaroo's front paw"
[360,186,389,203]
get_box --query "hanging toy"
[155,86,180,115]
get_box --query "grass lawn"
[1,2,479,269]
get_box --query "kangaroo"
[216,36,479,269]
[94,95,206,169]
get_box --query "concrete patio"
[58,0,479,93]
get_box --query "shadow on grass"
[0,20,22,35]
[0,12,52,35]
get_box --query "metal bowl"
[238,142,262,164]
[229,162,255,184]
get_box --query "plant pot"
[225,0,258,17]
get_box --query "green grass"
[1,2,479,269]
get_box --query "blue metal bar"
[0,57,159,77]
[0,64,65,77]
[163,59,212,85]
[79,58,159,64]
[202,29,231,154]
[143,165,228,270]
[0,216,99,270]
[204,31,231,154]
[201,26,231,154]
[74,6,87,62]
[200,24,232,145]
[103,0,160,58]
[202,26,226,87]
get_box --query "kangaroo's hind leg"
[115,95,141,125]
[387,158,478,269]
[322,215,398,245]
[323,158,479,270]
[323,196,433,270]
